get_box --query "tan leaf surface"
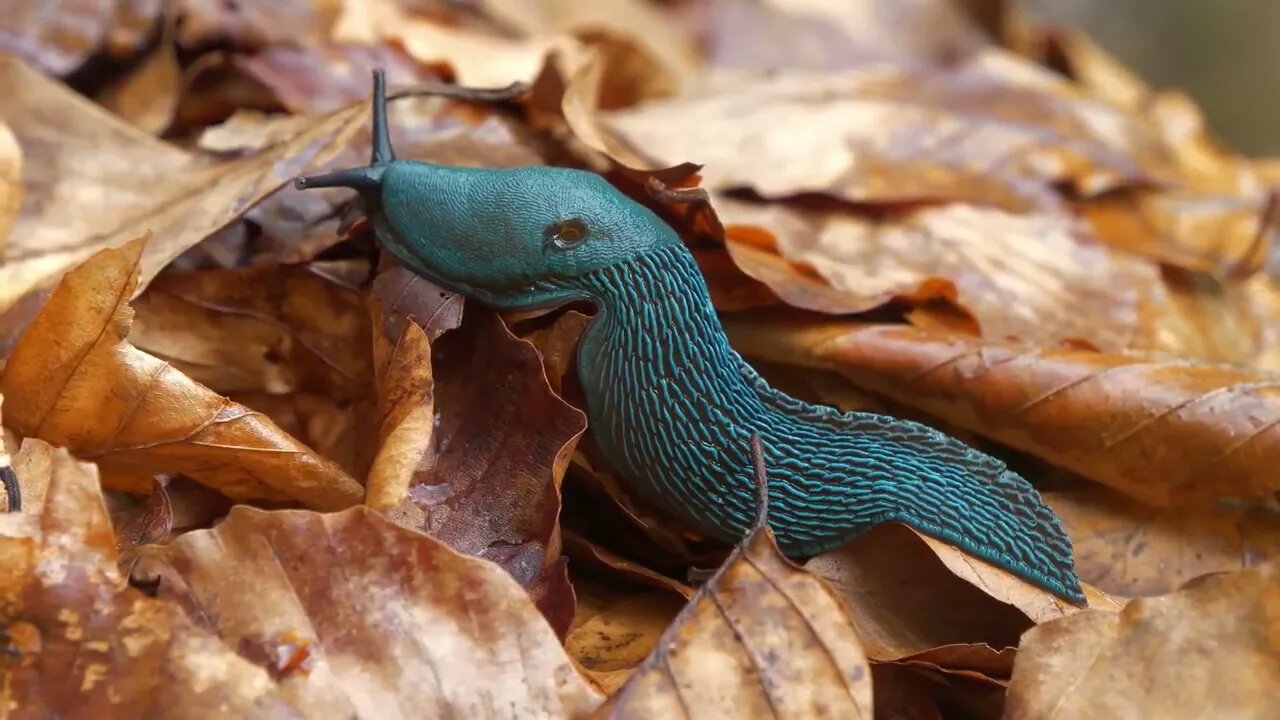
[1144,261,1280,370]
[725,314,1280,506]
[131,260,374,400]
[233,391,365,476]
[364,306,433,511]
[0,236,364,509]
[599,483,873,718]
[143,503,604,718]
[0,121,19,246]
[807,523,1067,662]
[0,54,366,317]
[1006,561,1280,719]
[719,198,1159,349]
[605,57,1167,210]
[1044,486,1280,598]
[566,579,685,695]
[0,446,301,718]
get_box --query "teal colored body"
[295,72,1085,604]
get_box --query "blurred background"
[1025,0,1280,154]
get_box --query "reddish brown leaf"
[1006,561,1280,719]
[725,314,1280,507]
[143,503,603,717]
[96,28,182,135]
[563,530,695,600]
[0,236,364,509]
[399,305,586,633]
[364,305,433,511]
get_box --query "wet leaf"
[1043,486,1280,598]
[1006,561,1280,719]
[142,503,604,717]
[0,446,303,718]
[0,236,364,509]
[599,456,873,718]
[725,315,1280,507]
[719,199,1159,349]
[605,58,1168,209]
[0,54,366,320]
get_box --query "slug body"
[298,72,1085,604]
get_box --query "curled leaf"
[1,236,363,510]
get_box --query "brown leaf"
[1043,485,1280,598]
[599,469,873,718]
[142,503,604,717]
[0,121,19,245]
[96,28,182,135]
[566,579,685,695]
[604,60,1168,210]
[806,524,1077,662]
[563,530,695,600]
[175,0,340,49]
[0,446,303,718]
[1006,561,1280,719]
[0,0,159,76]
[719,198,1159,349]
[0,54,366,320]
[364,306,433,511]
[0,236,364,509]
[403,306,586,633]
[233,391,365,476]
[725,314,1280,507]
[113,477,175,566]
[1144,260,1280,369]
[673,0,990,72]
[131,260,374,400]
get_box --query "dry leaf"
[806,523,1056,661]
[175,0,341,49]
[131,260,374,400]
[0,446,303,718]
[142,503,604,718]
[0,54,366,319]
[566,579,685,695]
[1044,486,1280,597]
[1143,261,1280,370]
[600,446,873,718]
[96,29,182,135]
[719,199,1159,349]
[364,306,433,510]
[0,121,20,246]
[1,236,364,509]
[233,391,365,475]
[605,57,1167,209]
[1006,561,1280,719]
[725,315,1280,507]
[405,306,586,633]
[563,530,695,600]
[674,0,990,71]
[0,1,158,75]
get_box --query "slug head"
[295,70,681,310]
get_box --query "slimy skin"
[297,71,1085,604]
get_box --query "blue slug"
[296,71,1085,604]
